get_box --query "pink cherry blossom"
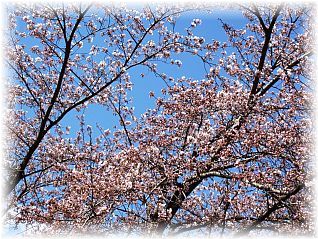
[4,3,314,237]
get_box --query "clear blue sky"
[4,6,247,236]
[60,8,247,137]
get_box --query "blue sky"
[4,8,247,234]
[60,8,247,138]
[5,4,315,237]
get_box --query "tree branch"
[250,5,283,96]
[237,183,305,236]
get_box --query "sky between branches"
[57,8,247,138]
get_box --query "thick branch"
[6,5,92,197]
[250,5,282,96]
[259,51,313,96]
[237,183,305,236]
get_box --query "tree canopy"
[4,2,314,237]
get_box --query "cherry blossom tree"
[5,2,194,198]
[4,2,314,237]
